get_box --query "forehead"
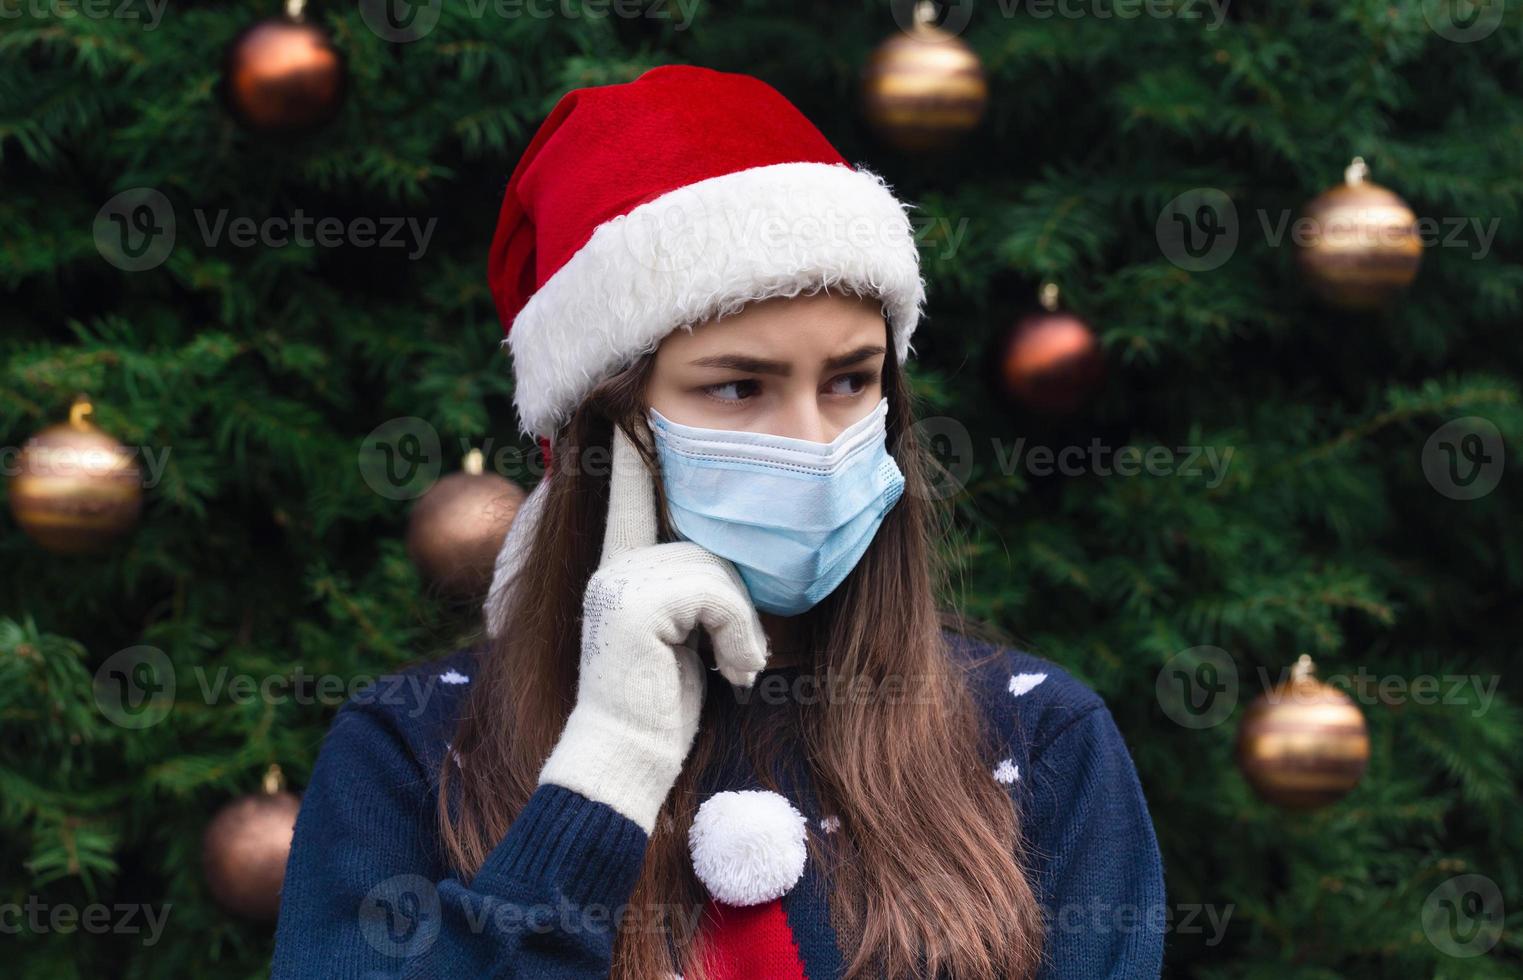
[659,290,887,360]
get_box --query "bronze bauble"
[8,397,143,554]
[406,450,527,599]
[202,767,302,921]
[862,2,988,153]
[1236,655,1370,809]
[1295,158,1422,310]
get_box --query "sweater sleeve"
[1023,704,1167,979]
[271,700,651,979]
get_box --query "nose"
[771,394,835,444]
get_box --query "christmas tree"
[3,1,1520,976]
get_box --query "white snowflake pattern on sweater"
[1007,672,1047,697]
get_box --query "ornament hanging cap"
[68,393,95,430]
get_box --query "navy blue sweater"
[271,632,1166,978]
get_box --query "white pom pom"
[688,789,808,906]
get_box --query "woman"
[272,65,1165,979]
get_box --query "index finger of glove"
[600,422,660,567]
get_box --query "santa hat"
[481,64,927,637]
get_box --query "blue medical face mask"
[646,396,906,616]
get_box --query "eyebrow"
[687,344,887,376]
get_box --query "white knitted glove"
[537,422,772,834]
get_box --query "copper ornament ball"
[8,398,143,554]
[202,779,302,921]
[1236,655,1370,809]
[999,296,1105,416]
[406,451,528,599]
[222,17,346,136]
[1295,158,1422,311]
[862,3,988,153]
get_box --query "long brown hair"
[441,306,1046,978]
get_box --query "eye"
[701,379,761,403]
[826,371,876,396]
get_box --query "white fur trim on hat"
[504,161,927,442]
[689,789,809,907]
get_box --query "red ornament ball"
[222,17,346,136]
[999,310,1105,415]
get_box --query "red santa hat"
[482,64,927,637]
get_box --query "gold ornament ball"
[1236,655,1370,809]
[1295,158,1422,311]
[406,450,527,599]
[222,14,346,136]
[862,3,988,153]
[202,768,301,921]
[8,397,143,554]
